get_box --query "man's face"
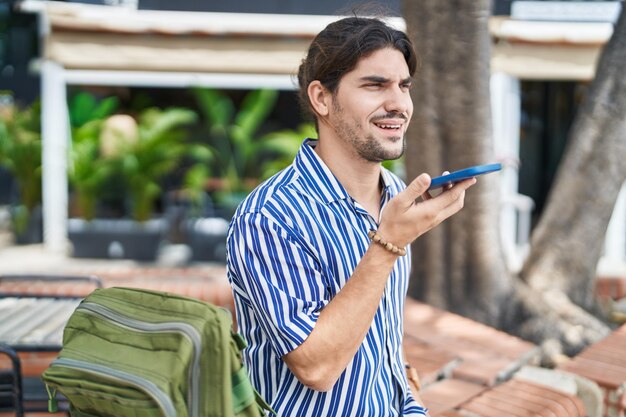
[327,47,414,163]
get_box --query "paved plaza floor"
[0,229,231,304]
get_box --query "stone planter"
[0,167,12,205]
[11,204,43,245]
[68,218,167,261]
[186,217,229,263]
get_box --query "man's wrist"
[368,230,407,256]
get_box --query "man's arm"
[283,173,475,391]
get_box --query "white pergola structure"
[18,1,626,268]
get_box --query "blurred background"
[0,0,623,269]
[2,3,626,416]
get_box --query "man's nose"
[384,87,411,115]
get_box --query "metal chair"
[0,343,23,416]
[0,355,70,416]
[0,274,104,416]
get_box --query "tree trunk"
[402,0,511,325]
[401,1,621,356]
[521,9,626,309]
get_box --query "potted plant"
[67,92,210,261]
[186,88,309,262]
[191,88,281,214]
[67,92,120,220]
[0,95,43,244]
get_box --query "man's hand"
[377,173,476,247]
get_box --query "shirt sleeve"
[227,212,330,357]
[403,403,428,416]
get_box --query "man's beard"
[352,132,405,163]
[333,100,406,163]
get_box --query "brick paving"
[419,378,487,415]
[0,242,232,305]
[2,241,626,416]
[559,323,626,417]
[404,298,539,387]
[596,275,626,301]
[459,379,586,417]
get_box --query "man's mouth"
[373,122,403,131]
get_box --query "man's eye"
[401,83,412,91]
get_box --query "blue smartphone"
[428,163,502,190]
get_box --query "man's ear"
[307,80,330,117]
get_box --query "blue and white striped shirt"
[227,139,427,416]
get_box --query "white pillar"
[41,60,69,253]
[491,73,521,195]
[491,72,527,271]
[605,181,626,261]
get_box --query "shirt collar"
[380,166,394,198]
[294,138,393,205]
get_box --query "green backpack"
[42,287,275,417]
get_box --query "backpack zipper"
[77,302,202,417]
[49,357,177,417]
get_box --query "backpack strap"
[232,365,255,413]
[254,390,277,416]
[232,366,277,416]
[231,332,277,416]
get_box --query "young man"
[227,16,475,416]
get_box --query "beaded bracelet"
[368,230,407,256]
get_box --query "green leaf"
[187,144,213,163]
[122,154,140,174]
[234,89,278,142]
[139,107,197,143]
[69,92,97,128]
[182,164,210,208]
[91,96,119,121]
[72,119,102,144]
[69,92,119,128]
[191,88,234,128]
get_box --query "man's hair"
[297,16,417,124]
